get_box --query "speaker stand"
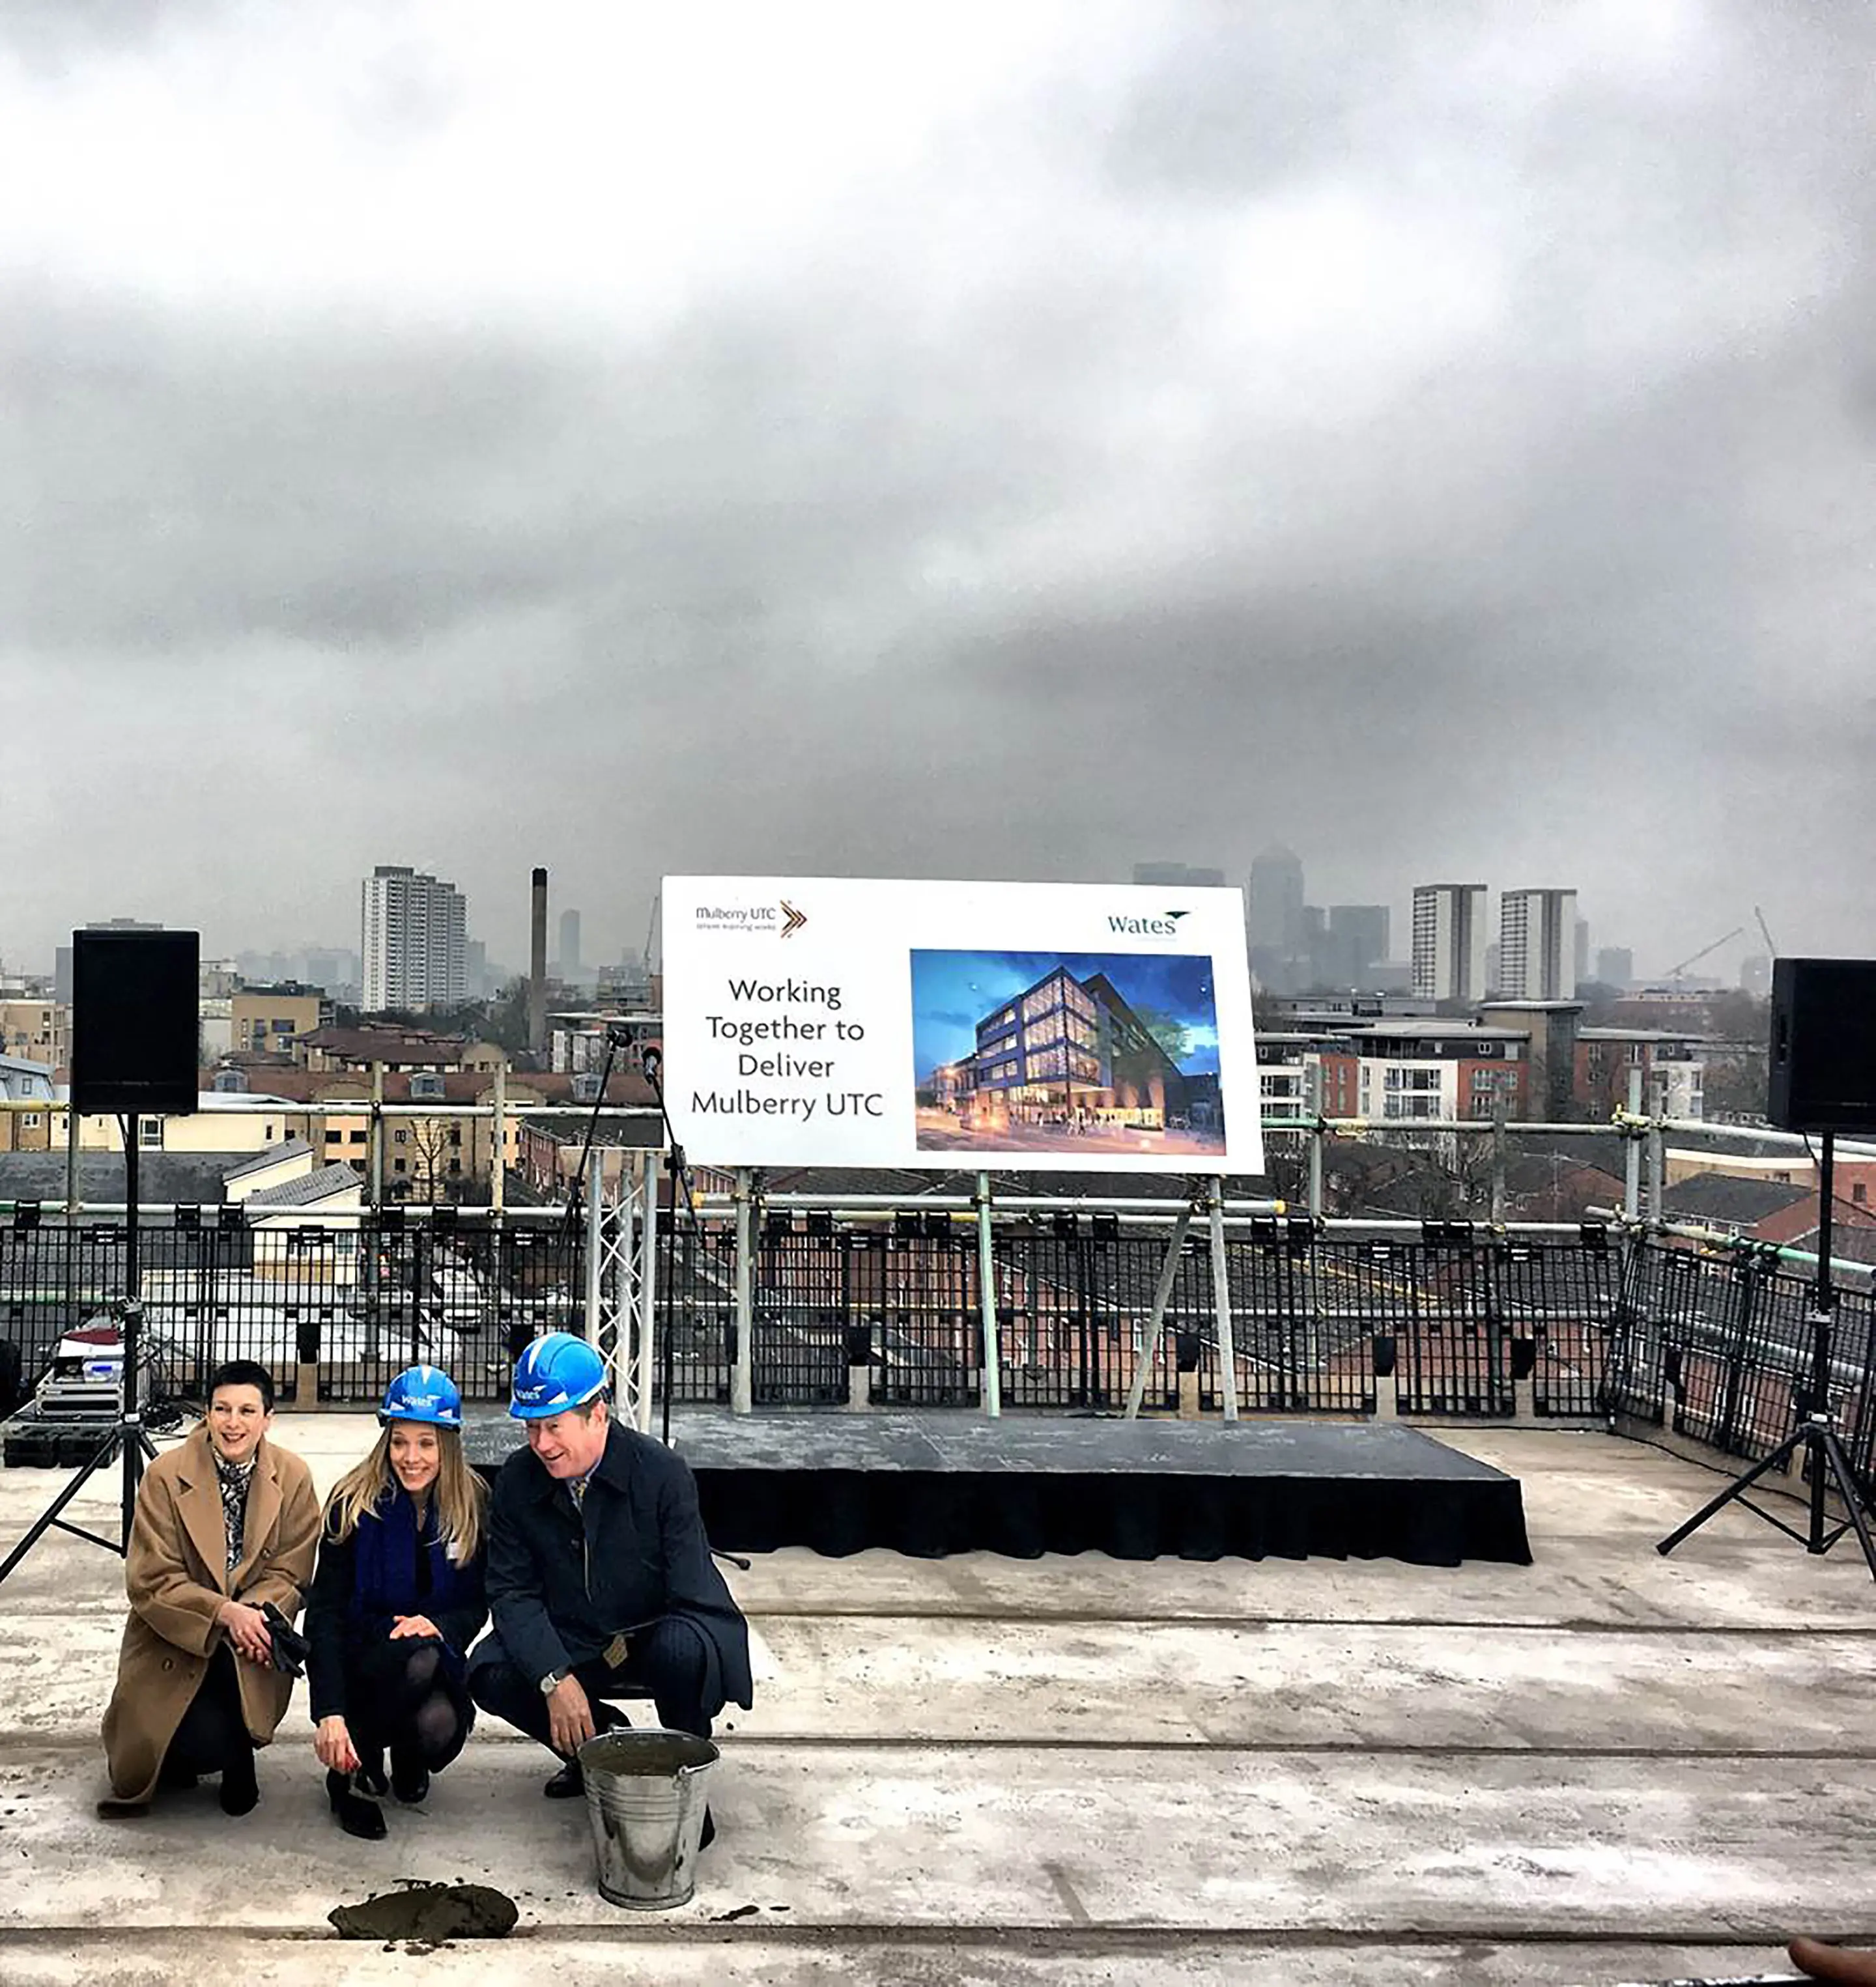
[1658,1131,1876,1582]
[0,1129,158,1588]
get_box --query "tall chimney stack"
[528,867,548,1055]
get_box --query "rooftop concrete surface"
[1,1413,1872,1984]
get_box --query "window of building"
[393,1158,406,1174]
[1022,984,1064,1025]
[350,1129,367,1144]
[448,1158,462,1175]
[393,1129,407,1144]
[1855,1184,1868,1205]
[139,1118,162,1149]
[21,1112,41,1129]
[1384,1067,1441,1092]
[448,1127,462,1146]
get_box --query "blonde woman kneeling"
[304,1365,487,1839]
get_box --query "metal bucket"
[578,1728,719,1910]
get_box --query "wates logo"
[1107,908,1190,937]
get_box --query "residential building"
[230,982,330,1057]
[199,998,233,1062]
[294,1024,466,1075]
[1478,1000,1583,1120]
[1498,889,1578,1000]
[1348,1021,1529,1123]
[1595,947,1634,989]
[0,999,69,1072]
[0,1053,57,1153]
[1575,1026,1709,1120]
[1412,884,1488,1002]
[360,865,468,1012]
[77,1093,309,1157]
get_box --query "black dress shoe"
[327,1768,388,1840]
[543,1758,584,1799]
[353,1743,388,1797]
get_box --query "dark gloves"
[261,1602,310,1678]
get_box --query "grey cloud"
[3,2,1874,974]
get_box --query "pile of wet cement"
[328,1882,519,1943]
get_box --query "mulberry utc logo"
[692,899,807,937]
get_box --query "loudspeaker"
[1767,957,1876,1133]
[71,929,201,1116]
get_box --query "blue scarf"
[351,1487,477,1641]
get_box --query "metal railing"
[4,1099,1874,1500]
[4,1200,1862,1462]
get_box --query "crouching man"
[100,1360,320,1818]
[467,1334,752,1837]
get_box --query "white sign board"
[662,876,1261,1174]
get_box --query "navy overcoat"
[481,1420,752,1718]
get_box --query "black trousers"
[468,1616,711,1756]
[166,1644,251,1781]
[342,1635,474,1773]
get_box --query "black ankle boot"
[389,1747,430,1805]
[327,1768,387,1840]
[218,1746,258,1818]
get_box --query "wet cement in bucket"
[580,1728,719,1911]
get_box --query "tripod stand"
[0,1129,161,1588]
[1657,1130,1876,1581]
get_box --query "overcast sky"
[3,1,1870,983]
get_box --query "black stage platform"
[464,1412,1531,1567]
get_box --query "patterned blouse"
[212,1452,257,1572]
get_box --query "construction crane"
[642,892,661,976]
[1754,905,1779,957]
[1666,926,1744,983]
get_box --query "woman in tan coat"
[99,1360,321,1818]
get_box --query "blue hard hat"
[509,1332,607,1420]
[379,1364,463,1430]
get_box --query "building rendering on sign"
[360,865,468,1013]
[928,965,1199,1136]
[1412,883,1489,1001]
[1498,888,1578,1000]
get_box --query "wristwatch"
[539,1667,568,1695]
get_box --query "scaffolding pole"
[1123,1193,1195,1419]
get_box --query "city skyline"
[0,850,1785,994]
[2,7,1870,981]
